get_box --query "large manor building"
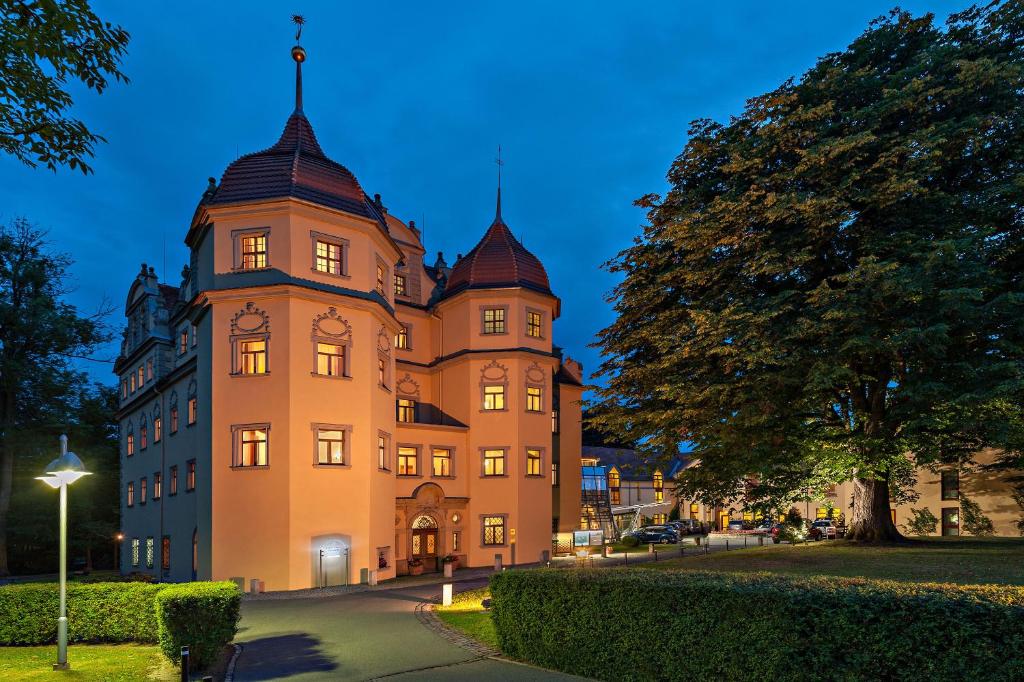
[115,42,583,589]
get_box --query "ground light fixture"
[36,434,91,671]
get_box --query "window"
[483,449,505,476]
[153,416,162,443]
[941,470,959,501]
[482,308,505,334]
[526,448,542,476]
[131,539,140,568]
[526,386,543,412]
[126,432,135,456]
[130,373,136,393]
[395,326,409,349]
[653,471,664,502]
[690,503,699,519]
[169,466,178,496]
[316,427,346,466]
[376,263,386,295]
[179,329,188,355]
[191,324,197,347]
[127,481,134,507]
[186,460,196,491]
[377,432,390,471]
[552,408,559,434]
[552,462,559,486]
[238,339,267,375]
[452,531,460,552]
[394,273,407,297]
[397,446,418,476]
[234,427,269,467]
[170,406,178,434]
[526,310,542,338]
[652,513,668,525]
[483,385,505,411]
[188,398,197,425]
[240,234,267,269]
[942,507,960,536]
[432,448,452,477]
[145,537,154,569]
[815,507,829,519]
[121,380,127,399]
[146,359,153,381]
[137,366,144,387]
[161,536,170,571]
[140,423,148,450]
[378,355,390,389]
[153,472,162,500]
[609,469,621,505]
[483,516,505,545]
[316,342,346,376]
[315,239,344,275]
[140,477,147,505]
[397,398,415,423]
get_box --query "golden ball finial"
[291,15,306,63]
[291,45,306,63]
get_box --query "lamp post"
[36,434,91,671]
[114,533,124,572]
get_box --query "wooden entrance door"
[412,529,438,570]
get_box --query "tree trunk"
[846,476,904,543]
[0,439,11,576]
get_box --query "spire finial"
[290,15,307,112]
[494,144,503,223]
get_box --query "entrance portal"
[317,539,349,587]
[411,515,439,572]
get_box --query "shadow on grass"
[234,633,337,680]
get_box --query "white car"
[809,519,837,540]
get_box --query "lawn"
[0,644,176,681]
[644,537,1024,585]
[434,586,497,649]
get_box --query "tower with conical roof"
[115,24,583,589]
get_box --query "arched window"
[412,515,438,529]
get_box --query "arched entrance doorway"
[312,536,349,587]
[410,514,438,572]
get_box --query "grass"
[0,644,176,681]
[643,537,1024,585]
[434,586,497,649]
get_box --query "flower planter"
[408,563,424,576]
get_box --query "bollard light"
[442,583,453,607]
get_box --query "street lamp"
[36,434,91,671]
[114,533,124,573]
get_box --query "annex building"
[115,39,583,589]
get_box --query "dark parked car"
[726,519,753,531]
[678,519,703,535]
[632,526,678,544]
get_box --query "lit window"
[238,339,267,374]
[130,374,136,392]
[137,366,144,387]
[316,342,346,376]
[378,355,390,388]
[170,466,178,495]
[432,448,452,477]
[316,428,346,465]
[526,448,542,476]
[690,503,699,519]
[140,424,148,450]
[452,531,460,552]
[131,538,140,567]
[397,398,415,423]
[126,432,135,456]
[186,460,196,491]
[153,416,162,443]
[153,472,162,500]
[188,398,197,425]
[376,263,386,295]
[552,408,560,434]
[398,446,418,476]
[315,239,344,275]
[170,406,178,434]
[241,234,267,269]
[526,386,543,412]
[395,326,409,349]
[743,510,754,522]
[552,462,559,486]
[146,359,153,381]
[609,469,621,505]
[941,470,959,501]
[483,385,505,411]
[394,274,407,297]
[140,477,147,505]
[483,516,505,545]
[653,513,667,525]
[235,428,269,467]
[127,481,134,507]
[483,449,505,476]
[527,311,542,338]
[482,308,505,334]
[179,330,188,355]
[145,537,154,569]
[378,433,390,471]
[161,536,170,571]
[654,471,664,503]
[816,507,829,519]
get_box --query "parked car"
[754,520,775,534]
[678,519,703,535]
[726,519,753,532]
[632,526,678,544]
[809,519,837,541]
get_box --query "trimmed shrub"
[490,569,1024,682]
[619,535,640,548]
[0,582,163,645]
[155,581,241,669]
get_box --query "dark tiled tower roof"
[444,189,552,298]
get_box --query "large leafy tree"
[591,2,1024,542]
[0,219,110,574]
[0,0,129,173]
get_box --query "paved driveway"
[232,579,585,681]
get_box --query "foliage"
[490,568,1024,681]
[619,534,640,548]
[0,219,113,575]
[434,586,497,649]
[902,507,939,537]
[0,582,162,645]
[0,0,130,172]
[155,582,240,669]
[590,1,1024,541]
[1013,486,1024,536]
[960,495,995,536]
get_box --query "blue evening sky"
[0,1,964,386]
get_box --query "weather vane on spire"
[290,15,306,112]
[293,14,306,43]
[494,144,504,223]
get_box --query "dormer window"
[482,307,506,335]
[312,234,347,276]
[394,274,407,297]
[526,310,543,338]
[395,326,409,350]
[241,234,267,269]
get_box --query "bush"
[961,495,995,536]
[490,569,1024,681]
[0,582,163,645]
[155,581,241,669]
[619,535,639,548]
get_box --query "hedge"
[0,580,240,669]
[489,569,1024,682]
[156,582,241,669]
